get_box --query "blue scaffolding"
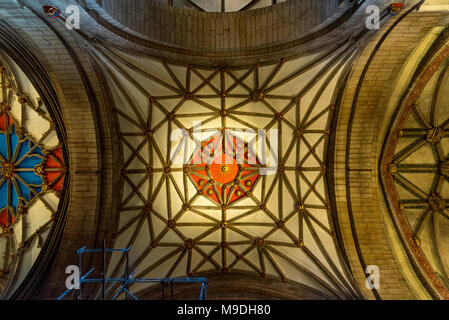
[57,242,207,300]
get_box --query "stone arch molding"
[380,23,449,300]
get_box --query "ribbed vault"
[4,0,449,301]
[389,57,449,288]
[380,19,449,299]
[90,35,362,299]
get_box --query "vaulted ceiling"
[92,37,360,299]
[2,0,449,300]
[386,52,449,291]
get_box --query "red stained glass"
[43,147,65,191]
[0,112,12,132]
[0,208,13,228]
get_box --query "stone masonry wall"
[99,0,339,50]
[334,9,448,299]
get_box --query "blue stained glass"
[0,181,7,209]
[0,133,6,160]
[16,179,29,201]
[17,171,42,186]
[10,126,18,154]
[11,181,18,209]
[16,141,30,162]
[0,121,44,214]
[17,154,42,169]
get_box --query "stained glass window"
[0,53,66,296]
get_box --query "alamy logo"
[66,5,80,30]
[365,265,380,290]
[43,5,80,30]
[366,5,380,30]
[65,265,80,290]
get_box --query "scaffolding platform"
[57,242,207,300]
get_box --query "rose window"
[0,55,66,296]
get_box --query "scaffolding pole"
[57,244,207,301]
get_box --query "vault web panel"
[97,42,359,299]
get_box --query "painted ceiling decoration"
[155,0,286,12]
[188,131,261,205]
[89,34,362,299]
[0,53,66,298]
